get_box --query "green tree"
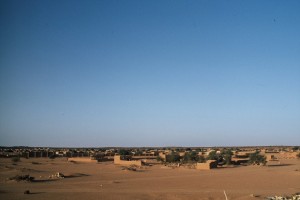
[156,156,164,162]
[292,146,300,151]
[198,155,206,163]
[206,151,218,160]
[249,152,267,165]
[119,149,130,156]
[166,152,180,163]
[183,151,198,163]
[221,149,233,165]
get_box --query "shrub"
[297,152,300,159]
[249,152,267,165]
[11,157,20,162]
[9,174,34,182]
[119,149,130,156]
[198,155,206,163]
[292,146,299,151]
[221,149,233,165]
[166,152,180,163]
[49,154,56,159]
[156,156,163,162]
[206,151,218,160]
[183,151,198,163]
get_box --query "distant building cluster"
[1,146,299,170]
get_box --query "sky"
[0,0,299,147]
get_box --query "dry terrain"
[0,158,299,200]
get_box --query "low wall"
[114,156,142,166]
[67,157,98,163]
[278,152,298,159]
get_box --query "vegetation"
[11,156,20,162]
[292,146,299,151]
[198,155,206,163]
[206,151,218,161]
[156,156,164,162]
[182,151,205,163]
[49,154,57,159]
[9,174,34,182]
[119,149,131,156]
[296,152,300,159]
[182,151,198,163]
[134,150,143,156]
[248,152,267,165]
[221,149,233,165]
[94,154,105,161]
[206,149,233,165]
[166,152,180,163]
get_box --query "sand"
[0,157,299,200]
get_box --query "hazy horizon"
[1,0,299,147]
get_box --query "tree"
[221,149,233,165]
[166,152,180,163]
[156,156,164,162]
[249,152,267,165]
[183,151,198,163]
[292,146,300,151]
[198,155,206,163]
[49,154,56,159]
[119,149,130,156]
[206,151,218,160]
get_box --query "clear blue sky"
[1,0,299,147]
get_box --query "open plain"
[0,157,299,200]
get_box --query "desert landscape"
[0,148,299,200]
[1,1,300,200]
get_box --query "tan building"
[196,160,217,170]
[114,155,142,167]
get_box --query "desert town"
[0,146,299,200]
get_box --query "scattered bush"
[49,154,56,159]
[11,157,20,162]
[182,151,206,163]
[206,151,218,160]
[249,152,267,165]
[156,156,163,162]
[119,149,131,156]
[198,155,206,163]
[24,190,30,194]
[182,151,198,163]
[221,149,233,165]
[9,174,34,182]
[292,146,300,151]
[166,152,180,163]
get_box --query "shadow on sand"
[64,173,90,178]
[27,192,46,195]
[267,163,294,167]
[32,179,58,183]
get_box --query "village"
[1,146,299,169]
[1,146,300,200]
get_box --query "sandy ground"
[0,158,299,200]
